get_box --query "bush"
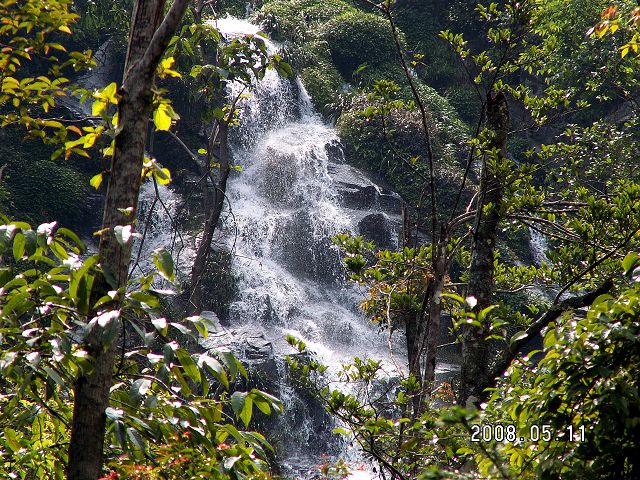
[337,86,469,206]
[484,272,640,479]
[256,0,352,42]
[319,10,398,78]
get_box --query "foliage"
[326,1,640,475]
[299,62,344,117]
[318,10,398,78]
[286,335,472,480]
[475,255,640,479]
[337,81,468,207]
[0,219,281,479]
[392,1,465,89]
[0,0,92,139]
[72,0,132,49]
[333,234,433,330]
[256,0,353,43]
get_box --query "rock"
[271,210,344,283]
[358,212,395,249]
[327,162,402,214]
[324,139,346,164]
[259,147,299,203]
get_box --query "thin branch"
[484,278,614,400]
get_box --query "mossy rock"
[444,85,483,127]
[219,0,259,17]
[318,10,398,79]
[0,129,97,232]
[394,2,465,89]
[337,87,471,208]
[256,0,353,42]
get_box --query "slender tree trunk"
[424,244,446,387]
[189,120,231,311]
[459,91,510,405]
[67,2,190,479]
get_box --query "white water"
[205,17,408,478]
[218,18,403,370]
[529,227,550,267]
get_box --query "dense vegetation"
[1,0,639,479]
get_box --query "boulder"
[357,212,395,250]
[327,162,402,214]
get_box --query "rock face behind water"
[327,161,402,250]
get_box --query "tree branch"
[137,0,192,81]
[483,278,614,399]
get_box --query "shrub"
[319,10,398,78]
[256,0,352,43]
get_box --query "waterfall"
[197,17,408,478]
[529,227,550,267]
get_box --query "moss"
[256,0,353,42]
[394,3,466,89]
[318,10,398,79]
[354,61,406,89]
[337,86,470,208]
[444,85,483,127]
[0,129,96,232]
[218,0,266,17]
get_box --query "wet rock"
[271,210,344,284]
[259,147,299,203]
[327,162,402,214]
[324,139,346,164]
[358,212,395,249]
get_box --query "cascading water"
[529,227,550,267]
[199,16,407,478]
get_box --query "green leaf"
[176,348,201,384]
[152,247,174,282]
[4,428,21,452]
[57,227,85,250]
[252,394,271,415]
[127,427,146,453]
[231,391,252,427]
[510,331,528,346]
[223,456,241,470]
[12,232,25,261]
[622,252,640,276]
[42,366,65,387]
[197,354,228,388]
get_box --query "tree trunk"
[408,237,447,413]
[189,120,231,311]
[66,2,190,479]
[423,244,446,387]
[459,91,509,405]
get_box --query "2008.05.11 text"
[470,423,586,443]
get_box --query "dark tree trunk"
[189,120,231,311]
[66,2,190,479]
[459,91,510,405]
[408,237,447,414]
